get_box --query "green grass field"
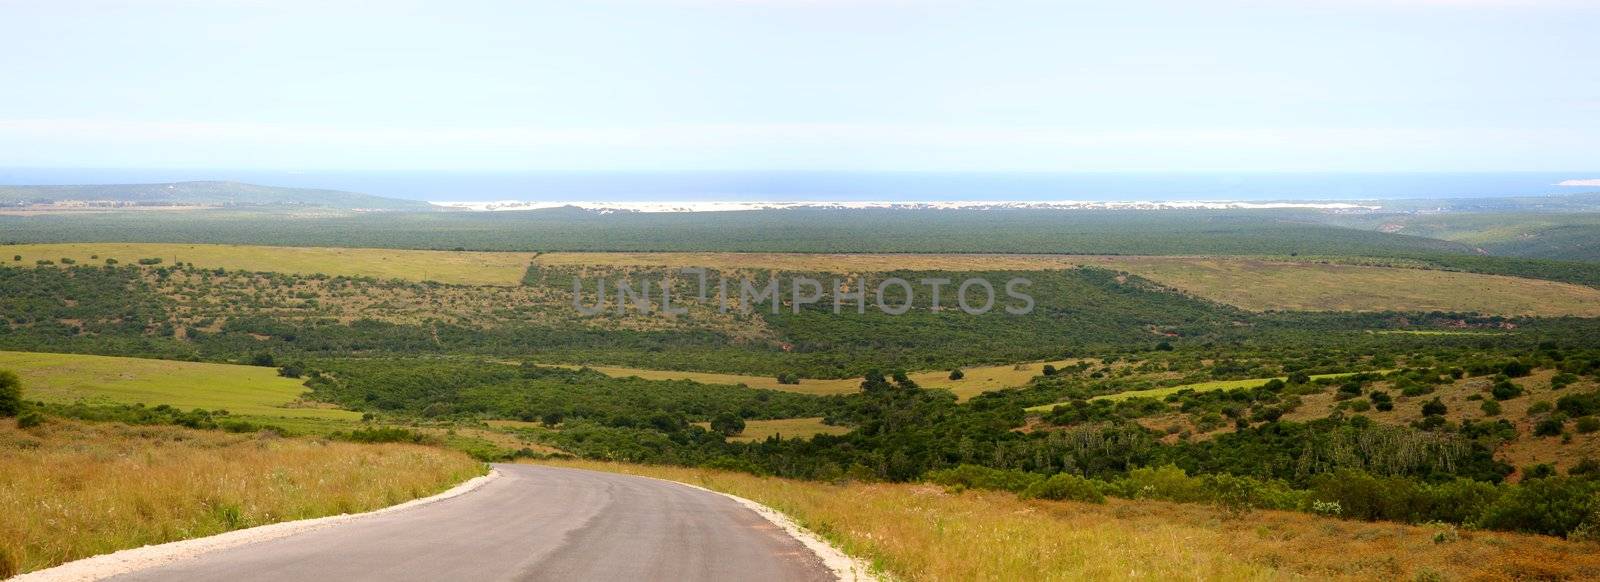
[0,351,362,430]
[5,242,535,285]
[1025,371,1374,411]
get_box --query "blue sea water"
[0,169,1593,203]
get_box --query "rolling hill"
[0,181,431,210]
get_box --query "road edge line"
[633,475,882,582]
[14,467,501,582]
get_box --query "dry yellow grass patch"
[588,359,1080,399]
[536,251,1083,272]
[0,418,484,576]
[7,243,535,285]
[586,366,861,396]
[537,459,1600,581]
[692,417,851,442]
[1098,257,1600,317]
[537,252,1600,317]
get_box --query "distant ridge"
[430,200,1385,213]
[0,181,431,210]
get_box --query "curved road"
[111,464,835,582]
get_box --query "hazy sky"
[1,0,1596,172]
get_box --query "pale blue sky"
[1,0,1596,172]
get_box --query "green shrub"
[1557,391,1600,417]
[948,368,964,380]
[1203,473,1270,517]
[1421,398,1447,417]
[1491,380,1523,401]
[704,456,767,475]
[926,464,1043,493]
[331,427,439,445]
[1021,473,1106,503]
[0,370,19,417]
[1477,477,1600,537]
[1480,400,1502,416]
[16,411,44,428]
[1534,418,1565,437]
[710,412,746,436]
[1552,373,1579,390]
[1423,479,1500,525]
[1113,465,1209,502]
[1576,416,1600,434]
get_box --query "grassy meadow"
[12,243,1596,314]
[0,418,484,577]
[539,251,1600,316]
[589,359,1080,399]
[5,242,535,285]
[1103,257,1600,317]
[0,351,361,432]
[537,459,1600,581]
[693,417,851,442]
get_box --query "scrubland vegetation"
[2,243,535,285]
[6,235,1600,578]
[0,417,483,577]
[540,458,1600,581]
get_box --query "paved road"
[112,464,835,582]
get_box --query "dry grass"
[692,417,851,442]
[589,359,1082,399]
[1099,257,1600,317]
[537,459,1600,581]
[587,366,862,396]
[538,252,1600,317]
[0,418,484,576]
[536,252,1085,272]
[7,243,535,285]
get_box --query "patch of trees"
[303,359,834,426]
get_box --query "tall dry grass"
[0,418,484,576]
[541,459,1600,581]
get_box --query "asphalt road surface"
[111,464,836,582]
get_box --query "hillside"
[0,206,1473,255]
[0,181,431,210]
[550,458,1600,581]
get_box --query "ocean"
[0,169,1593,203]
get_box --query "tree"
[0,370,20,417]
[277,363,304,379]
[1042,364,1058,376]
[949,368,965,381]
[710,412,745,437]
[541,411,565,428]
